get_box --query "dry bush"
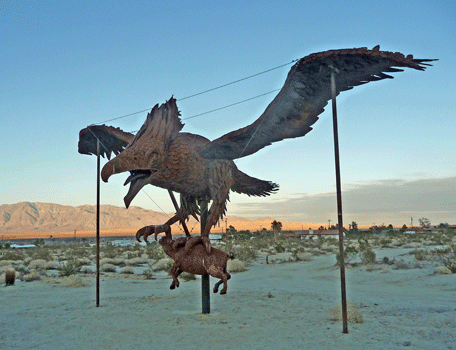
[77,257,91,265]
[58,259,82,276]
[146,242,166,260]
[62,275,87,287]
[120,266,134,274]
[0,264,14,274]
[153,258,174,272]
[328,302,364,323]
[100,258,115,266]
[434,266,452,275]
[30,248,51,261]
[0,250,24,261]
[80,266,93,274]
[295,252,312,261]
[0,260,13,267]
[28,259,47,270]
[22,270,41,282]
[100,263,116,272]
[112,257,126,266]
[127,257,148,266]
[45,261,59,270]
[227,259,246,273]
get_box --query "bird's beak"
[123,171,151,208]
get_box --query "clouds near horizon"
[230,177,456,226]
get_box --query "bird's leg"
[200,162,232,253]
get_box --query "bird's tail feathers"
[231,170,278,197]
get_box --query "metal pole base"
[201,274,210,314]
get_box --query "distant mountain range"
[0,202,273,234]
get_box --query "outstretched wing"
[201,46,436,160]
[78,125,134,160]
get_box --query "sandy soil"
[1,249,455,350]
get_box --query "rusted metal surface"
[331,70,348,334]
[200,200,210,314]
[78,47,435,251]
[96,140,101,307]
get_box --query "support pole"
[200,200,210,314]
[331,69,348,334]
[96,139,101,307]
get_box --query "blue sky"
[1,1,455,226]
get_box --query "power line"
[126,89,281,134]
[182,89,280,121]
[178,60,297,101]
[91,59,296,126]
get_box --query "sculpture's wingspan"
[78,125,134,160]
[201,46,437,160]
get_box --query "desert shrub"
[0,260,13,268]
[335,246,359,266]
[120,266,134,274]
[22,270,41,282]
[111,258,126,266]
[80,266,93,274]
[101,244,117,259]
[153,258,174,272]
[62,275,87,287]
[379,237,392,248]
[393,259,422,270]
[127,257,148,266]
[0,250,24,261]
[142,268,154,280]
[33,238,45,247]
[100,258,115,266]
[443,258,456,273]
[362,249,376,264]
[66,246,90,259]
[77,257,91,265]
[329,302,364,324]
[273,243,286,253]
[220,243,257,263]
[45,261,59,270]
[358,239,376,264]
[30,247,51,261]
[411,249,429,261]
[28,259,48,270]
[434,266,452,275]
[146,242,166,260]
[294,252,312,261]
[227,259,246,273]
[100,263,117,272]
[58,259,82,276]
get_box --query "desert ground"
[1,229,455,350]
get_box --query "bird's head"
[101,97,183,208]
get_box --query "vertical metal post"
[96,139,101,307]
[200,200,210,314]
[331,69,348,334]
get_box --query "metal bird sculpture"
[78,46,435,246]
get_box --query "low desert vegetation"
[1,225,454,286]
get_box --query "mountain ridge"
[0,202,271,234]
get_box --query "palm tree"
[271,220,282,240]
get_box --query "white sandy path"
[1,249,455,350]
